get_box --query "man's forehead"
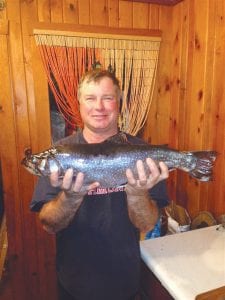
[81,78,116,91]
[84,76,113,85]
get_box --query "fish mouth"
[23,164,42,176]
[21,158,42,176]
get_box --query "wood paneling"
[0,0,225,299]
[125,0,183,5]
[0,31,26,300]
[143,0,225,219]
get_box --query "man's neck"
[83,128,118,143]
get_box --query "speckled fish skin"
[21,142,217,187]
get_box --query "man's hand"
[125,158,169,232]
[125,158,169,195]
[50,168,100,196]
[39,169,99,233]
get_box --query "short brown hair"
[77,69,121,100]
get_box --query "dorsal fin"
[104,132,130,144]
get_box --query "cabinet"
[140,260,173,300]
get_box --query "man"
[30,69,169,300]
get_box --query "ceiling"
[125,0,183,5]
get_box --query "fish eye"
[32,157,38,163]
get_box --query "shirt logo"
[87,185,126,195]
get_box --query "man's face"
[79,77,120,133]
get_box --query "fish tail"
[189,151,217,181]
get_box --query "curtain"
[34,31,161,135]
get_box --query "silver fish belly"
[21,142,217,187]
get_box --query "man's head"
[77,69,121,101]
[77,69,121,138]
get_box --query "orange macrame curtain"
[38,44,101,129]
[35,31,161,135]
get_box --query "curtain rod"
[33,29,161,42]
[29,21,161,40]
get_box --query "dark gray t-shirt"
[30,131,169,300]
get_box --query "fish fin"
[189,151,218,181]
[105,132,130,144]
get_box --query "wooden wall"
[144,0,225,219]
[0,0,224,299]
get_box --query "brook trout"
[21,142,217,187]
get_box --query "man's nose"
[95,99,104,109]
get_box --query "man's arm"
[125,158,169,232]
[39,170,99,234]
[39,191,84,234]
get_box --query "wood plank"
[0,214,7,280]
[31,40,52,151]
[0,32,26,300]
[20,1,58,299]
[63,0,78,24]
[186,0,208,150]
[153,6,173,144]
[133,2,149,29]
[8,11,40,300]
[29,35,57,299]
[0,20,8,35]
[0,3,7,20]
[185,0,210,216]
[196,286,225,300]
[78,0,90,25]
[108,0,119,27]
[173,0,190,209]
[167,2,183,201]
[124,0,183,5]
[198,0,216,212]
[20,1,39,154]
[208,0,225,218]
[119,0,133,28]
[174,0,193,210]
[148,4,160,29]
[90,0,108,26]
[51,0,63,23]
[38,0,51,22]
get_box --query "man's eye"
[103,96,114,101]
[86,97,95,101]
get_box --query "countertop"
[140,225,225,300]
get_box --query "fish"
[21,142,217,188]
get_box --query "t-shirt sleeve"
[30,176,61,212]
[149,180,170,208]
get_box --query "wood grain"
[196,285,225,300]
[1,1,225,299]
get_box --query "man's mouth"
[92,115,107,119]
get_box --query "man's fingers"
[88,182,100,191]
[50,171,61,187]
[146,158,160,178]
[62,168,74,190]
[126,168,136,186]
[136,160,147,183]
[126,158,169,191]
[158,161,169,179]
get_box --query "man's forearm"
[125,187,159,232]
[39,192,84,234]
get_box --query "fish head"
[21,148,60,177]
